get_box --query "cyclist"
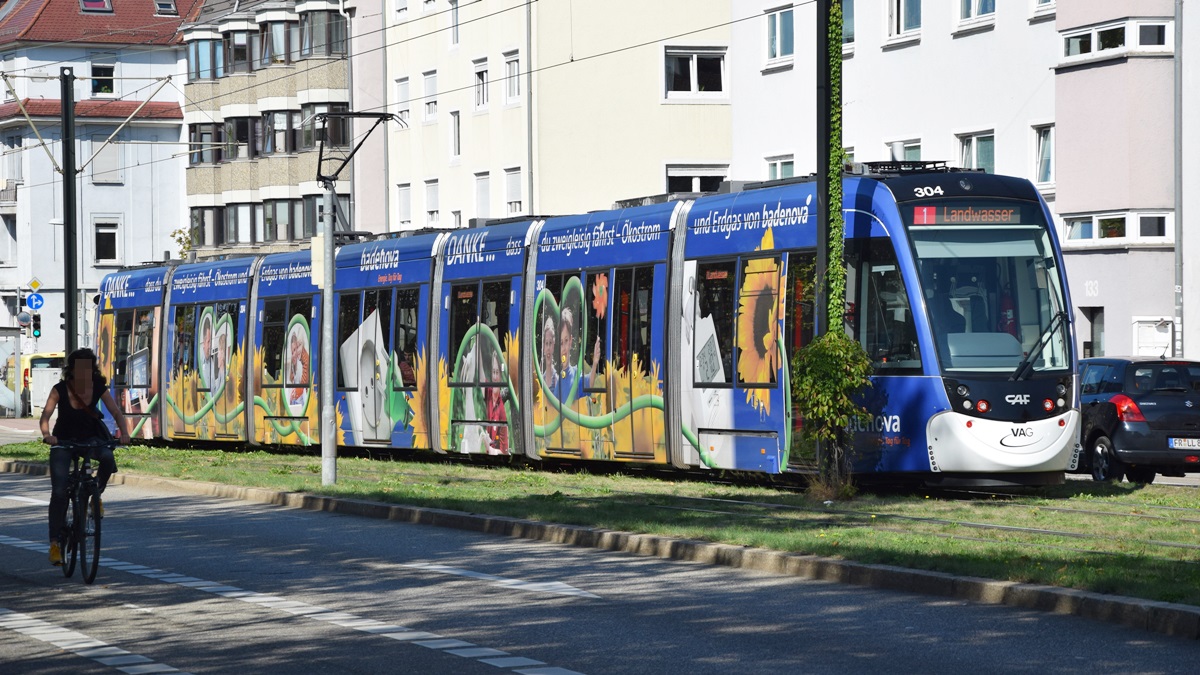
[39,348,130,565]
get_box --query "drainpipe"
[1175,0,1184,356]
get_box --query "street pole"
[815,0,831,338]
[61,67,78,351]
[321,185,336,485]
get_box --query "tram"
[95,164,1079,485]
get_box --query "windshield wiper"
[1010,311,1068,381]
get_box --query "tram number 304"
[913,186,945,198]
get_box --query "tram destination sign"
[911,204,1024,226]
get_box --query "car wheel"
[1091,435,1125,483]
[1124,466,1156,484]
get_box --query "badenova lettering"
[360,246,402,271]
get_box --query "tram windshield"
[904,199,1070,375]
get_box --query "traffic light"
[31,313,41,338]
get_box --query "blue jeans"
[48,441,116,540]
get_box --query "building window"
[300,103,349,149]
[188,123,223,165]
[396,78,410,123]
[95,220,119,264]
[843,0,855,44]
[91,63,114,96]
[262,111,300,155]
[5,135,22,182]
[155,1,178,15]
[766,155,794,181]
[959,0,995,21]
[424,71,438,121]
[301,11,347,58]
[225,31,257,73]
[397,183,412,228]
[260,21,299,66]
[1140,215,1167,237]
[263,200,294,242]
[224,117,263,160]
[190,206,223,248]
[1140,24,1167,46]
[226,203,254,244]
[80,0,112,12]
[396,0,408,14]
[959,132,994,173]
[504,51,520,103]
[1068,215,1125,241]
[666,165,727,193]
[449,111,461,158]
[91,136,122,184]
[889,0,921,38]
[450,1,460,45]
[664,48,726,98]
[426,180,440,226]
[0,215,15,265]
[505,168,521,214]
[452,210,462,228]
[188,39,224,81]
[889,140,921,161]
[475,172,490,219]
[1034,125,1054,185]
[473,59,488,109]
[302,194,349,238]
[766,7,794,62]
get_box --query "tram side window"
[261,299,287,386]
[336,292,360,389]
[784,252,817,355]
[584,270,607,392]
[845,239,921,372]
[285,296,312,389]
[613,267,654,374]
[172,305,196,373]
[364,288,393,370]
[112,310,135,386]
[393,288,419,389]
[449,283,480,385]
[481,280,510,385]
[129,309,154,390]
[205,301,240,390]
[694,261,736,385]
[737,255,781,386]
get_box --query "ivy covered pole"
[795,0,871,495]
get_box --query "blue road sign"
[26,293,44,310]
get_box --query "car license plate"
[1169,437,1200,450]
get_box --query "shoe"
[49,541,62,566]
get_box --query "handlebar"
[52,438,119,453]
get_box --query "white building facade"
[731,0,1184,358]
[354,0,732,231]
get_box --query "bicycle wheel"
[61,490,78,578]
[81,487,102,584]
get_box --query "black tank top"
[51,377,107,441]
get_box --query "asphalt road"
[2,471,1199,674]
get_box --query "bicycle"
[55,438,115,584]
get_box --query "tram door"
[612,266,657,459]
[337,289,394,444]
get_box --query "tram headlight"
[956,385,970,398]
[1056,383,1068,397]
[1043,398,1054,411]
[962,400,973,410]
[977,400,990,413]
[1056,398,1066,408]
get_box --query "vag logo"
[1000,426,1038,448]
[1005,394,1031,405]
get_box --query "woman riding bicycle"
[39,348,130,565]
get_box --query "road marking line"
[0,495,47,505]
[0,533,587,673]
[400,561,601,598]
[0,608,189,674]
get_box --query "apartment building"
[0,0,196,354]
[180,0,353,256]
[731,0,1182,357]
[349,0,732,230]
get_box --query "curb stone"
[3,459,1199,640]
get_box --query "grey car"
[1077,357,1200,483]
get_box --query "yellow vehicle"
[5,351,64,417]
